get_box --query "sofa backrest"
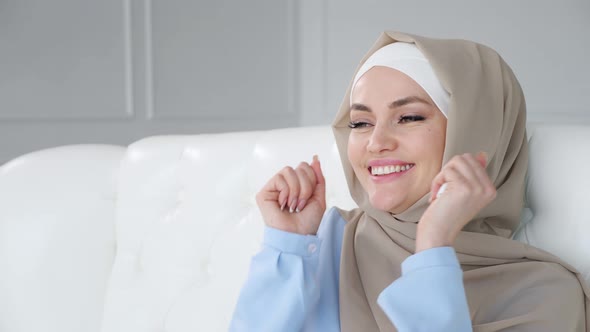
[101,125,590,331]
[100,126,356,331]
[514,125,590,283]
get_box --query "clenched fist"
[417,152,496,252]
[256,155,326,235]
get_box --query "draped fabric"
[333,31,590,331]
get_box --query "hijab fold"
[333,31,590,331]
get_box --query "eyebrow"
[350,96,432,112]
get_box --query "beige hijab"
[333,31,590,331]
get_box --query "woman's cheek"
[347,136,362,168]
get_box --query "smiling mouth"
[369,164,415,176]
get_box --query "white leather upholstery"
[0,145,125,332]
[99,127,355,332]
[514,125,590,282]
[0,125,588,332]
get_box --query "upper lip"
[367,159,413,168]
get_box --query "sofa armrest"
[0,144,125,332]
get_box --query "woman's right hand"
[256,155,326,235]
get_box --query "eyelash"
[348,115,425,129]
[347,121,369,129]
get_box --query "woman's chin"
[369,196,404,214]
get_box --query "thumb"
[311,155,326,202]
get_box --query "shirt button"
[308,243,317,254]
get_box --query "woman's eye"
[398,115,425,123]
[348,121,372,129]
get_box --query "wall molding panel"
[0,0,133,120]
[1,0,588,165]
[0,0,301,164]
[146,0,300,121]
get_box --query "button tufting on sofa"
[1,125,589,332]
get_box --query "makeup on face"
[347,66,447,214]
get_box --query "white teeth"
[371,164,413,175]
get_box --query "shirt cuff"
[402,246,459,275]
[263,226,322,257]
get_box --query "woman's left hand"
[416,152,496,252]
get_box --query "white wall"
[0,0,299,164]
[1,0,589,164]
[299,0,590,126]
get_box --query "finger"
[257,174,289,210]
[430,164,470,202]
[310,155,326,206]
[295,163,316,212]
[450,154,480,184]
[256,187,280,203]
[297,162,317,186]
[431,153,485,203]
[311,155,325,185]
[430,156,462,202]
[275,174,290,210]
[476,151,488,168]
[436,183,448,199]
[464,153,496,198]
[463,153,490,182]
[430,168,448,203]
[280,166,301,213]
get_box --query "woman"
[230,31,590,331]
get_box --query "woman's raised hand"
[256,155,326,235]
[417,152,496,252]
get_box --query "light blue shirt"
[230,207,472,331]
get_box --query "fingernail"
[436,183,448,198]
[280,200,286,211]
[296,199,306,213]
[289,198,297,213]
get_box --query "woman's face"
[348,66,447,214]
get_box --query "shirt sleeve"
[229,226,322,332]
[377,247,472,332]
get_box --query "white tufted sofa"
[0,125,589,332]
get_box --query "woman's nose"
[367,125,398,153]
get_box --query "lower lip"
[369,166,414,183]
